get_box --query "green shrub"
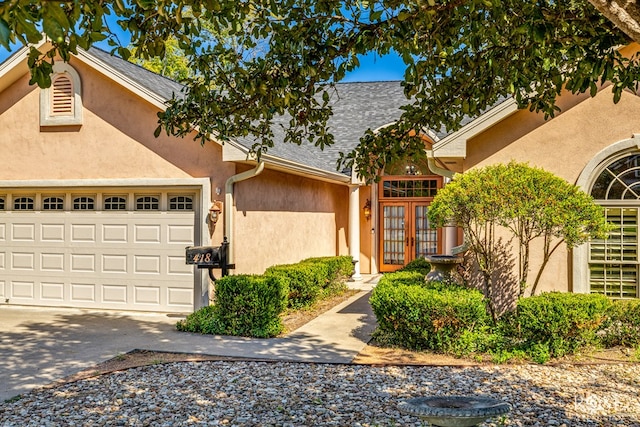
[303,256,355,281]
[399,257,431,275]
[265,263,325,309]
[370,278,490,352]
[204,274,288,338]
[501,292,612,360]
[267,256,353,308]
[600,299,640,347]
[176,305,221,334]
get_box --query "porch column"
[444,224,457,255]
[349,185,362,280]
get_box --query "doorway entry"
[378,175,443,272]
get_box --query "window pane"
[136,196,159,210]
[104,196,127,210]
[14,197,34,210]
[169,196,193,211]
[43,197,64,210]
[0,197,4,210]
[73,197,94,210]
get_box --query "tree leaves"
[3,0,640,180]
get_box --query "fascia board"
[223,140,351,184]
[433,98,519,158]
[74,49,169,110]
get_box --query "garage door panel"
[70,254,96,272]
[71,283,96,302]
[41,224,65,241]
[41,253,65,271]
[134,255,161,274]
[135,286,160,305]
[71,224,96,242]
[102,284,128,304]
[11,252,35,270]
[102,224,128,242]
[168,256,193,275]
[135,225,161,243]
[102,254,128,273]
[11,281,35,299]
[41,282,65,301]
[168,287,193,306]
[2,193,196,312]
[12,223,35,241]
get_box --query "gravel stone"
[1,362,639,426]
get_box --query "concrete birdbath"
[424,255,463,286]
[398,395,511,427]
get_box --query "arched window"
[40,63,83,126]
[589,152,640,298]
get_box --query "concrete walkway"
[0,276,379,402]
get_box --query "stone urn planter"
[424,255,463,286]
[398,395,512,427]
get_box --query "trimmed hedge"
[370,271,640,363]
[600,299,640,348]
[266,256,354,308]
[498,292,612,363]
[177,274,288,338]
[177,256,353,338]
[370,272,490,352]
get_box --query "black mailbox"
[185,238,234,280]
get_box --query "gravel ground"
[1,361,639,426]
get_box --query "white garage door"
[0,191,197,313]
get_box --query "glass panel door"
[414,203,438,259]
[380,204,408,271]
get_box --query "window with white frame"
[43,196,64,210]
[589,153,640,298]
[73,196,95,210]
[40,63,83,126]
[169,195,193,210]
[136,196,159,210]
[14,197,34,210]
[104,196,127,210]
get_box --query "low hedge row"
[370,271,640,363]
[177,256,354,338]
[266,256,354,309]
[371,271,490,352]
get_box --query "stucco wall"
[0,59,231,185]
[464,88,640,294]
[232,167,350,274]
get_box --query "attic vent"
[50,75,74,116]
[40,63,83,126]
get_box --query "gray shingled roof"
[87,47,185,101]
[85,48,426,175]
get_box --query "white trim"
[573,134,640,294]
[40,62,83,126]
[432,98,519,158]
[75,50,172,111]
[222,140,352,184]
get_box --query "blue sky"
[0,40,405,82]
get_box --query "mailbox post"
[185,238,235,281]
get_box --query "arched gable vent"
[40,63,83,126]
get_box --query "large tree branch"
[588,0,640,42]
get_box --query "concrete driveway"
[0,287,376,402]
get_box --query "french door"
[378,174,443,272]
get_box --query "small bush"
[265,263,325,309]
[184,275,288,338]
[600,299,640,347]
[176,305,220,334]
[501,292,612,360]
[399,257,431,275]
[377,270,425,288]
[370,277,490,352]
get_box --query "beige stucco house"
[1,42,639,313]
